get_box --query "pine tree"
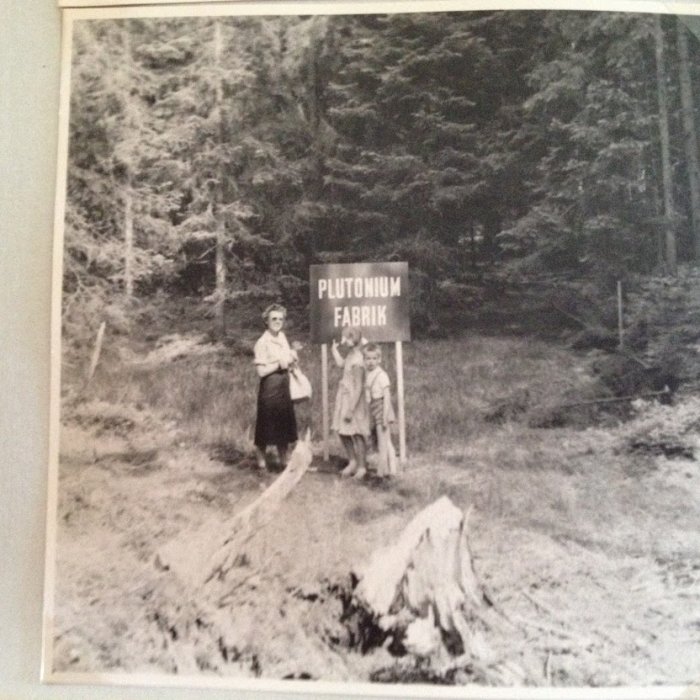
[676,18,700,261]
[65,18,181,338]
[654,15,678,275]
[501,13,665,282]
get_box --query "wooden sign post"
[321,343,329,462]
[395,340,406,463]
[310,262,411,465]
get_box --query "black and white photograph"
[44,2,700,694]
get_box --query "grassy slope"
[53,328,700,685]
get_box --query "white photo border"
[43,2,700,697]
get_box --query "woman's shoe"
[341,460,357,477]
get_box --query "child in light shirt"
[363,343,398,477]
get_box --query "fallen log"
[352,496,494,662]
[155,431,312,591]
[558,386,670,408]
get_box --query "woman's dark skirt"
[254,370,298,449]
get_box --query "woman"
[253,303,298,469]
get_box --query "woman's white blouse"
[253,330,294,367]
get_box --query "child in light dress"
[331,326,370,479]
[363,343,398,477]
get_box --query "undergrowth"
[63,320,699,491]
[67,331,614,457]
[620,396,700,461]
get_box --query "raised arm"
[331,339,344,368]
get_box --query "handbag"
[289,367,312,401]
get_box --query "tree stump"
[352,496,494,662]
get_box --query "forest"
[65,10,700,343]
[50,9,700,688]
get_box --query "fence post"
[617,280,624,349]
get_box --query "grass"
[85,353,259,452]
[57,325,700,684]
[78,332,599,457]
[65,328,699,558]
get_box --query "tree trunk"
[481,212,501,265]
[677,18,700,261]
[306,18,329,198]
[215,214,226,333]
[124,180,134,298]
[352,496,531,682]
[213,19,226,333]
[654,15,678,275]
[85,321,107,385]
[469,220,477,270]
[122,27,135,300]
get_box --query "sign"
[309,262,410,344]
